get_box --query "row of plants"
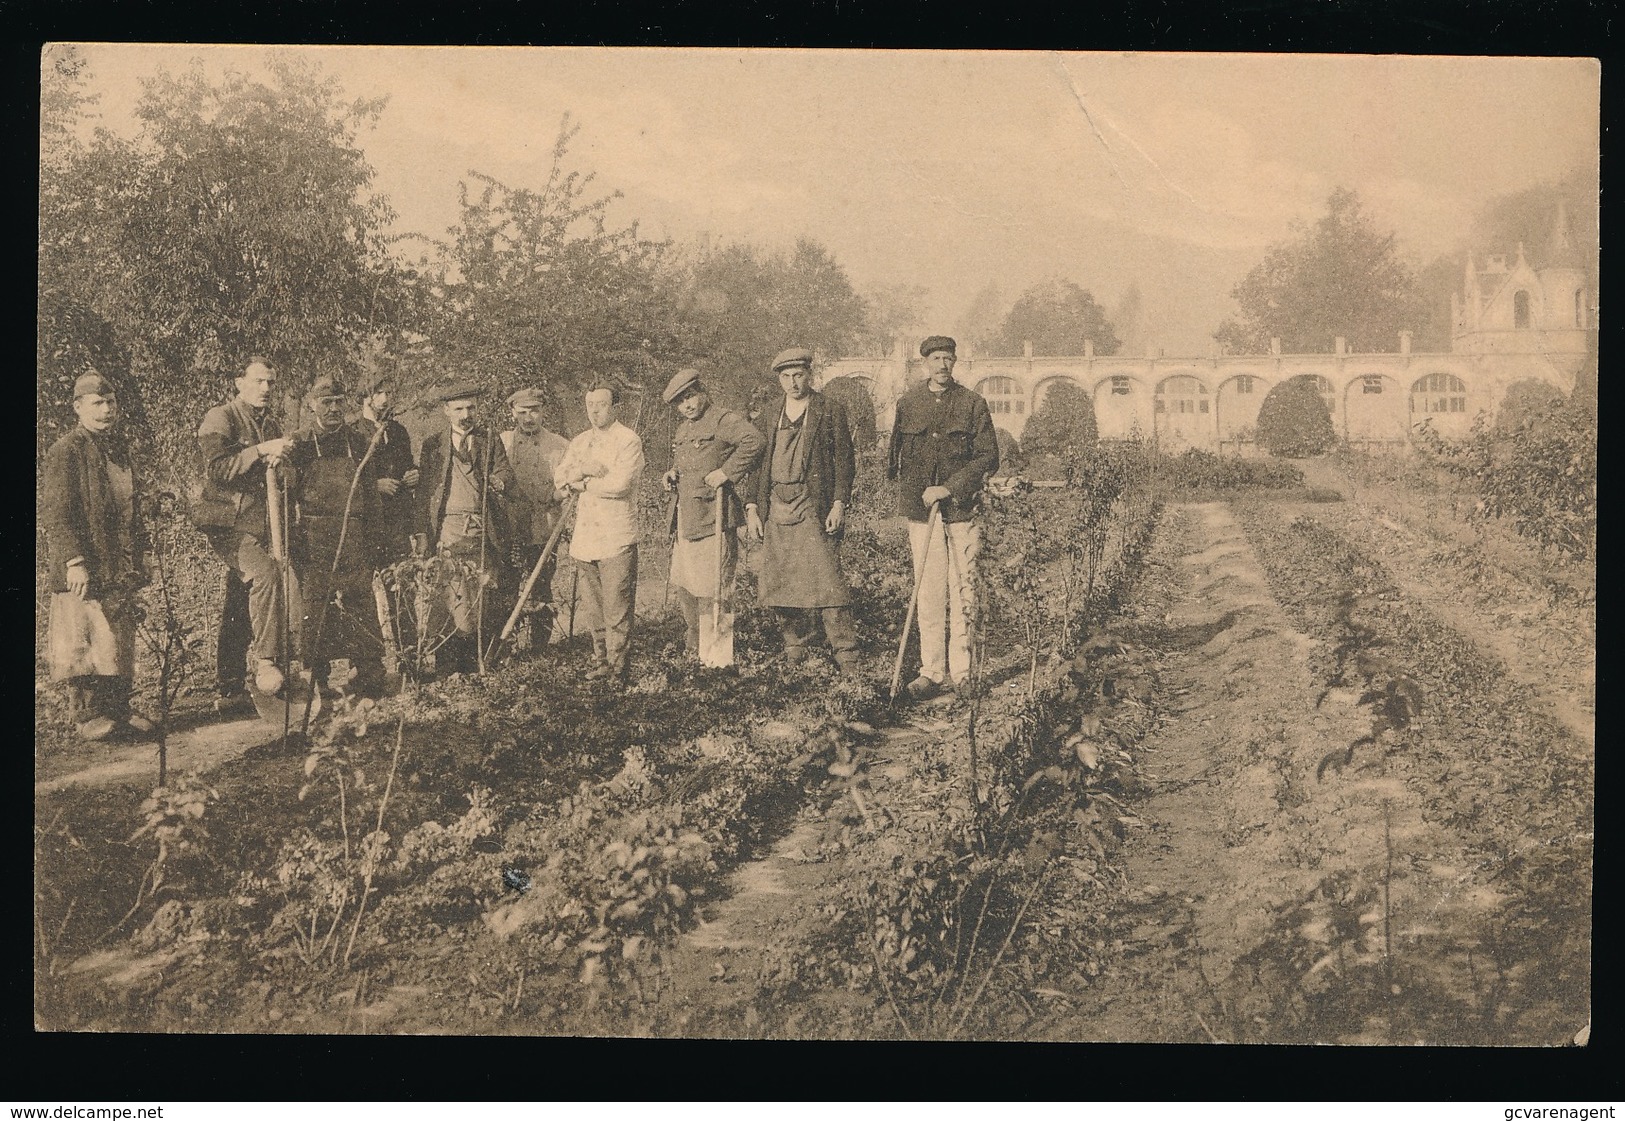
[753,445,1166,1039]
[1226,499,1591,1044]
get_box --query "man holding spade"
[662,369,764,670]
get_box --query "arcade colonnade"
[819,337,1581,453]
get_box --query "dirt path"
[1065,502,1391,1041]
[35,713,277,795]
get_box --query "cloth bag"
[47,592,130,680]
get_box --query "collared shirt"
[555,420,645,561]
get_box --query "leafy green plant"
[1256,376,1337,458]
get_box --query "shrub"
[1256,376,1337,457]
[1158,449,1305,491]
[1021,379,1097,461]
[1415,394,1596,563]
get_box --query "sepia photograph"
[35,44,1596,1045]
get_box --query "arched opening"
[1092,374,1152,440]
[974,375,1022,418]
[1513,290,1532,329]
[1410,372,1470,438]
[1153,375,1213,451]
[1343,373,1408,448]
[1411,372,1466,415]
[1215,374,1271,453]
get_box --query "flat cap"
[506,387,545,408]
[919,335,957,358]
[307,374,350,399]
[662,368,703,404]
[771,347,814,373]
[72,373,113,399]
[437,381,488,403]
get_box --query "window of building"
[1234,375,1254,395]
[1155,376,1210,418]
[1361,376,1384,395]
[1411,372,1467,415]
[1513,290,1532,329]
[975,376,1018,415]
[1111,376,1131,396]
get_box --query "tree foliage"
[1415,394,1596,564]
[854,283,928,357]
[39,56,411,473]
[1215,188,1425,356]
[820,375,880,451]
[424,116,677,428]
[1020,378,1097,464]
[985,278,1120,357]
[1256,375,1337,457]
[674,238,866,410]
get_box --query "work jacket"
[287,421,383,571]
[418,424,515,550]
[749,391,855,529]
[887,379,1000,524]
[193,397,285,537]
[670,404,765,541]
[42,426,148,595]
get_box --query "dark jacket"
[193,396,284,537]
[749,391,855,528]
[418,424,515,550]
[356,415,415,560]
[888,379,1000,523]
[670,404,766,541]
[43,426,148,595]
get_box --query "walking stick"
[712,481,729,641]
[372,571,399,676]
[889,500,942,702]
[490,491,577,660]
[567,560,580,639]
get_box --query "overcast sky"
[66,46,1598,354]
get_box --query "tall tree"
[674,237,866,410]
[854,282,929,357]
[42,57,415,474]
[1214,187,1425,355]
[986,278,1120,357]
[425,116,678,430]
[957,282,1004,354]
[1110,282,1145,357]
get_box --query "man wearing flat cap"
[417,382,514,675]
[888,335,999,700]
[745,348,860,674]
[356,364,419,567]
[661,369,765,669]
[43,374,156,740]
[501,386,571,647]
[194,356,298,699]
[286,374,387,695]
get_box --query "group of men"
[42,335,997,739]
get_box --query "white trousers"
[907,517,980,685]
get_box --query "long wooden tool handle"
[712,481,728,634]
[889,501,941,700]
[498,491,579,645]
[266,464,286,562]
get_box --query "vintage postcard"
[36,46,1596,1045]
